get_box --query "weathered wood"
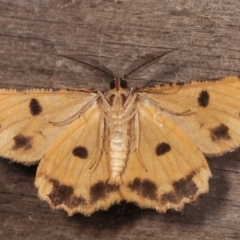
[0,0,240,239]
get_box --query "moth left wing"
[0,89,97,164]
[138,76,240,156]
[120,101,211,212]
[35,104,123,216]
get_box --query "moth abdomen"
[108,128,130,185]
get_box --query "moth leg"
[101,102,138,125]
[122,108,138,124]
[98,91,111,110]
[89,114,105,171]
[115,90,138,119]
[134,111,148,171]
[122,90,137,111]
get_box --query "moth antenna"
[49,53,115,79]
[123,49,177,79]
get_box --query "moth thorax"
[107,92,128,108]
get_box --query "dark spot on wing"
[12,134,33,150]
[161,192,178,204]
[210,124,230,141]
[141,179,158,199]
[160,171,198,205]
[198,90,209,107]
[29,98,42,116]
[128,178,158,200]
[90,181,119,203]
[173,172,198,198]
[155,142,171,156]
[72,146,88,159]
[49,179,86,208]
[90,181,105,203]
[128,178,141,191]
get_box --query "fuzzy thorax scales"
[102,78,137,185]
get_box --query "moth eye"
[110,80,115,89]
[120,79,127,89]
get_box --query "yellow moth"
[0,52,239,216]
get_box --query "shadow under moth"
[0,51,239,216]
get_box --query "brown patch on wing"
[197,90,209,107]
[210,124,230,141]
[12,134,33,150]
[161,192,178,204]
[155,142,171,156]
[160,171,198,205]
[29,98,43,116]
[128,178,158,200]
[90,181,119,203]
[48,179,86,208]
[72,146,88,159]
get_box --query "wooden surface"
[0,1,240,239]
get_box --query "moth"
[1,52,240,216]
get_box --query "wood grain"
[0,0,240,239]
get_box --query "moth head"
[109,78,128,92]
